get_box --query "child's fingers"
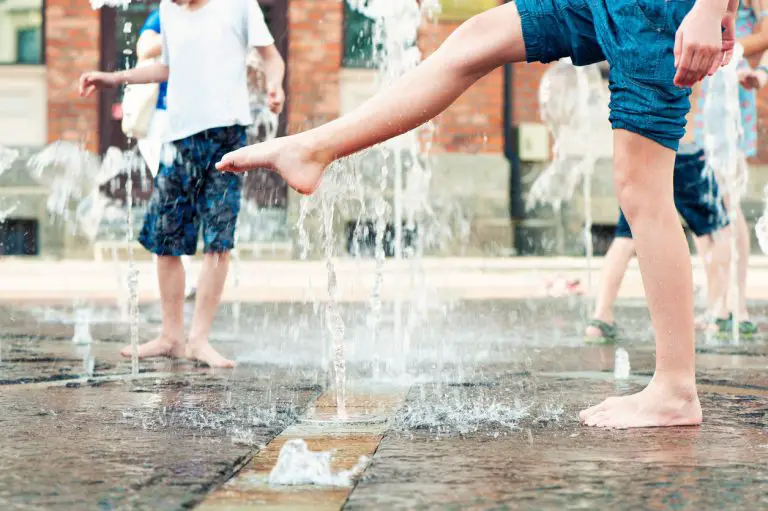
[215,154,237,172]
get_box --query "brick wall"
[286,0,342,134]
[46,0,100,153]
[418,4,505,154]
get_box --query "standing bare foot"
[579,378,702,429]
[120,337,186,359]
[187,343,235,368]
[215,135,328,195]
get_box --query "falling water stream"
[528,60,604,305]
[702,44,748,345]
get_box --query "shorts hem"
[202,245,235,254]
[611,121,680,152]
[688,221,730,238]
[139,237,197,257]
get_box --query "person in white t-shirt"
[79,0,285,368]
[134,8,197,300]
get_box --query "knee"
[205,251,231,262]
[613,152,673,224]
[613,160,644,223]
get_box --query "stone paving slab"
[345,378,768,510]
[0,369,321,510]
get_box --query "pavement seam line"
[198,388,409,510]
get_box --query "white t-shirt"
[160,0,274,142]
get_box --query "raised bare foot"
[215,135,328,195]
[120,337,186,359]
[579,378,702,429]
[187,343,235,369]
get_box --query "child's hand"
[267,83,285,114]
[738,68,768,89]
[673,0,733,87]
[79,72,119,97]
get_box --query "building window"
[0,0,44,65]
[0,218,39,256]
[342,2,378,69]
[16,27,42,64]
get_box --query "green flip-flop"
[585,319,619,345]
[715,314,759,340]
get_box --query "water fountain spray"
[701,44,748,345]
[529,59,605,303]
[348,0,440,378]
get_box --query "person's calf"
[186,251,235,368]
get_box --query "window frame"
[0,0,46,66]
[342,1,379,70]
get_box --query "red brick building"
[3,0,768,256]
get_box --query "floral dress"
[694,1,760,157]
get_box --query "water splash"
[25,141,126,240]
[72,306,94,345]
[529,60,603,296]
[702,44,747,344]
[268,439,368,487]
[295,160,363,414]
[346,0,440,378]
[613,348,630,380]
[27,141,101,223]
[124,401,296,441]
[0,146,20,224]
[0,146,18,173]
[323,191,348,417]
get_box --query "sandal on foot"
[585,319,619,345]
[715,315,759,340]
[739,320,758,339]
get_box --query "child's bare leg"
[187,252,234,368]
[694,230,731,323]
[733,205,751,319]
[216,3,527,189]
[580,130,701,428]
[121,255,186,359]
[585,237,635,338]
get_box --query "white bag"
[121,62,159,139]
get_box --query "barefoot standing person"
[219,0,736,427]
[133,8,197,299]
[80,0,285,368]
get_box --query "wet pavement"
[1,297,767,509]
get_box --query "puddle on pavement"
[347,378,768,510]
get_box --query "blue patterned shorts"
[138,125,246,256]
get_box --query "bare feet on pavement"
[120,337,186,359]
[187,343,235,369]
[215,135,328,195]
[579,378,702,429]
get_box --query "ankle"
[159,332,184,345]
[592,310,614,323]
[187,338,210,350]
[298,133,332,166]
[650,372,698,399]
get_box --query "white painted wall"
[0,66,46,147]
